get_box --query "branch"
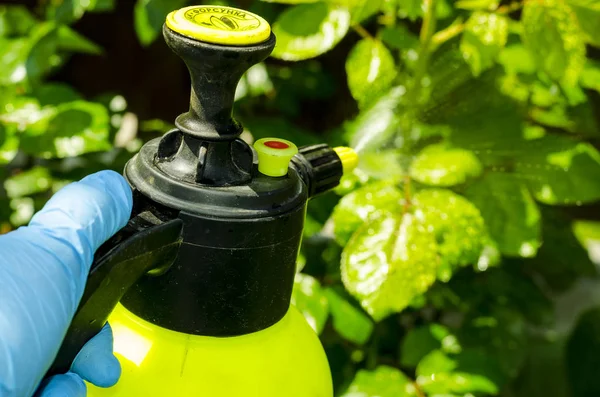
[419,0,438,45]
[497,1,523,14]
[431,20,465,51]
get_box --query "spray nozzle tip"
[333,147,359,174]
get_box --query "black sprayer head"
[48,5,356,376]
[50,8,358,366]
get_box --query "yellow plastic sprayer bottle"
[45,5,358,397]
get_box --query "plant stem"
[410,0,437,103]
[399,0,438,208]
[414,382,426,397]
[431,20,465,50]
[497,1,523,14]
[353,24,373,40]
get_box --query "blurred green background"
[2,0,600,396]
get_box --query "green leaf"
[9,197,34,226]
[346,39,396,109]
[0,37,30,86]
[436,0,454,19]
[513,134,600,205]
[581,59,600,93]
[413,189,489,280]
[567,0,600,47]
[522,0,586,86]
[465,173,541,257]
[0,97,44,127]
[341,366,418,397]
[334,168,370,195]
[134,0,187,46]
[33,83,82,106]
[498,44,537,75]
[421,64,525,152]
[344,0,384,24]
[397,0,422,21]
[291,273,329,334]
[0,6,36,37]
[416,350,501,395]
[331,180,403,245]
[0,22,64,89]
[460,12,508,76]
[45,0,113,23]
[57,26,102,54]
[410,143,483,187]
[380,25,419,51]
[324,288,374,344]
[90,0,116,12]
[235,63,273,101]
[271,3,350,61]
[46,0,89,23]
[531,101,600,138]
[0,129,18,165]
[21,100,111,158]
[573,220,600,259]
[455,0,499,10]
[26,23,62,86]
[401,324,461,367]
[341,213,440,320]
[4,167,52,199]
[356,150,405,180]
[345,86,405,153]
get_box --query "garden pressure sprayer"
[46,5,358,396]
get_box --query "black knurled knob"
[291,144,344,198]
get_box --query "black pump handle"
[45,214,183,377]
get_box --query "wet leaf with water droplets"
[341,213,440,320]
[345,86,405,154]
[465,173,541,257]
[513,134,600,205]
[346,39,397,109]
[332,180,403,245]
[522,0,586,86]
[410,143,483,187]
[413,189,489,281]
[460,12,508,76]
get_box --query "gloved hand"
[0,170,133,397]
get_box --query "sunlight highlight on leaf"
[272,3,350,61]
[341,213,440,320]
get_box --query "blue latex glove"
[0,170,133,397]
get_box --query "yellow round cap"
[166,5,271,46]
[334,147,359,173]
[254,138,298,177]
